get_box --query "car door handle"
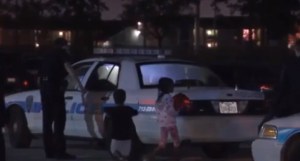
[65,96,73,100]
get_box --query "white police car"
[4,56,266,157]
[252,114,300,161]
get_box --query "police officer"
[258,39,300,131]
[0,63,6,161]
[39,38,76,160]
[273,39,300,117]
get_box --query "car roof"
[75,55,195,65]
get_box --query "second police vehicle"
[252,113,300,161]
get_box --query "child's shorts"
[110,139,132,157]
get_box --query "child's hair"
[157,77,174,102]
[158,77,174,92]
[113,89,126,104]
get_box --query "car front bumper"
[252,138,282,161]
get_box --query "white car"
[252,114,300,161]
[4,56,265,157]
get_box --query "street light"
[133,29,141,37]
[137,21,142,28]
[59,31,64,37]
[137,21,146,47]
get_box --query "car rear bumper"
[135,114,264,143]
[252,138,282,161]
[177,115,264,142]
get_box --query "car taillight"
[23,80,29,87]
[260,84,272,92]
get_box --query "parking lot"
[5,134,253,161]
[6,135,112,161]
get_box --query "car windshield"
[138,62,225,87]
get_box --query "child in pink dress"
[154,77,180,152]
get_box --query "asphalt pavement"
[5,135,253,161]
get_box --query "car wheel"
[6,106,32,148]
[202,143,238,158]
[284,136,300,161]
[103,116,145,160]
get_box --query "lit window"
[207,30,213,36]
[243,29,256,41]
[207,43,212,48]
[256,41,261,46]
[206,29,218,36]
[207,42,218,48]
[103,41,110,47]
[34,30,41,34]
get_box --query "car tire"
[6,106,32,148]
[284,136,300,161]
[103,116,145,160]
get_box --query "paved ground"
[6,137,110,161]
[5,135,253,161]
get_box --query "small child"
[104,89,138,160]
[154,77,180,153]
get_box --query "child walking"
[146,77,180,160]
[104,89,138,161]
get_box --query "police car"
[252,114,300,161]
[4,55,266,157]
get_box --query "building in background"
[0,16,291,57]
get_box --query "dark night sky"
[101,0,241,20]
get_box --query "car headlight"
[259,125,277,139]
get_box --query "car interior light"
[260,125,277,139]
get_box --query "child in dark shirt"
[104,89,138,160]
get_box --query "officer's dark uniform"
[39,38,75,159]
[272,56,300,117]
[258,44,300,131]
[0,65,6,161]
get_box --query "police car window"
[139,63,224,87]
[85,63,119,91]
[66,63,92,90]
[107,65,119,85]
